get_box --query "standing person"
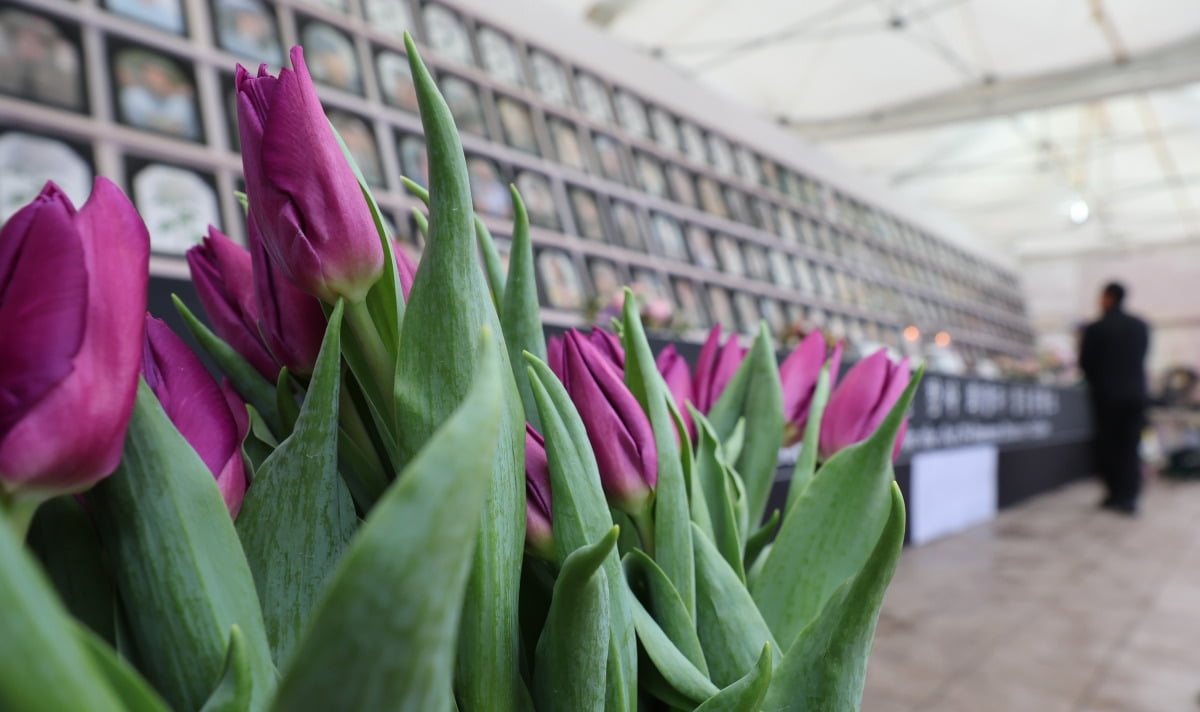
[1079,282,1150,515]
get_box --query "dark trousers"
[1092,399,1145,505]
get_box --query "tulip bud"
[248,219,326,377]
[524,425,555,561]
[186,227,278,380]
[0,179,148,498]
[236,46,383,303]
[559,331,656,516]
[546,334,564,382]
[142,316,249,517]
[819,349,911,461]
[655,344,693,439]
[780,331,843,445]
[391,240,418,301]
[588,328,624,371]
[692,326,745,414]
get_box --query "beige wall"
[1021,242,1200,384]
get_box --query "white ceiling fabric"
[542,0,1200,258]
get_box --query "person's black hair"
[1103,281,1126,307]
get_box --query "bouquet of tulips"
[0,36,919,712]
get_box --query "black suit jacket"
[1079,308,1150,403]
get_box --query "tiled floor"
[862,477,1200,712]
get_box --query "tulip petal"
[186,227,278,380]
[0,184,87,440]
[143,317,246,517]
[563,332,657,507]
[246,48,380,302]
[819,350,889,459]
[0,178,148,494]
[655,345,693,438]
[779,330,826,424]
[249,221,325,376]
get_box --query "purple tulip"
[236,46,383,304]
[391,240,418,301]
[248,218,327,377]
[655,344,694,439]
[559,331,657,516]
[693,326,745,415]
[186,226,278,380]
[819,349,911,462]
[524,425,555,561]
[0,180,148,497]
[548,329,624,384]
[546,334,564,381]
[142,316,248,517]
[588,328,624,371]
[780,331,843,446]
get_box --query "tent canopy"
[545,0,1200,258]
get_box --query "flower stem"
[343,298,397,422]
[630,507,656,558]
[0,490,42,543]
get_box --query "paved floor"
[862,477,1200,712]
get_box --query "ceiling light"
[934,331,951,347]
[903,325,920,342]
[1067,198,1090,225]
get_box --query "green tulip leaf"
[706,323,784,539]
[692,523,780,688]
[694,643,773,712]
[501,186,547,431]
[526,355,637,711]
[723,418,746,466]
[630,593,719,705]
[743,509,780,573]
[86,380,276,712]
[640,663,702,711]
[525,358,613,553]
[241,404,278,476]
[761,485,906,712]
[172,294,282,437]
[400,34,528,712]
[751,368,920,652]
[199,626,252,712]
[74,623,172,712]
[0,516,126,712]
[534,527,619,712]
[411,207,429,238]
[620,290,695,620]
[271,328,506,712]
[26,495,115,645]
[401,175,430,204]
[623,550,708,674]
[689,406,745,582]
[274,368,299,437]
[785,364,831,513]
[476,214,508,308]
[236,300,357,666]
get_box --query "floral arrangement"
[0,37,918,712]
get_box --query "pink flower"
[248,218,326,377]
[236,46,382,303]
[693,326,745,414]
[558,331,657,516]
[524,425,554,560]
[0,180,149,497]
[142,317,248,517]
[780,331,843,445]
[819,349,911,461]
[655,344,693,438]
[186,226,278,380]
